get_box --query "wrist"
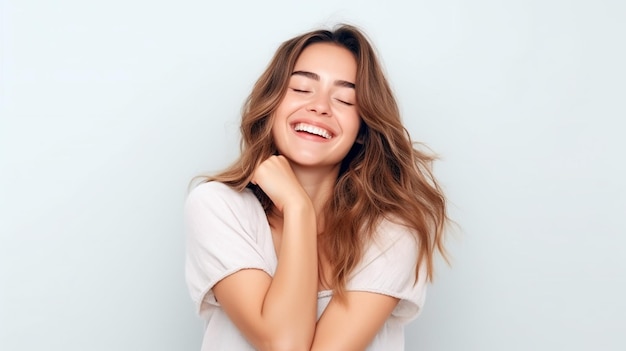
[283,197,314,216]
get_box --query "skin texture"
[212,43,400,351]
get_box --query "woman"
[185,24,447,351]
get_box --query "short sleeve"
[184,182,273,317]
[346,220,428,324]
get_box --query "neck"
[289,162,340,219]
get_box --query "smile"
[293,122,333,139]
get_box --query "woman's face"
[271,42,360,170]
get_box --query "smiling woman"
[272,43,361,169]
[185,24,448,351]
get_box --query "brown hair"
[205,24,447,298]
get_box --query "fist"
[251,156,309,212]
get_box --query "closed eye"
[336,98,354,106]
[291,88,310,93]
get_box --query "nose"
[306,93,331,116]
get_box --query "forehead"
[293,43,357,81]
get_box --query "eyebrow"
[291,70,355,89]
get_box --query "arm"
[213,156,318,351]
[310,292,400,351]
[311,221,426,350]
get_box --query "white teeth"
[294,123,332,139]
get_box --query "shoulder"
[187,181,259,211]
[367,218,419,257]
[184,182,273,314]
[185,181,264,227]
[350,218,420,280]
[347,217,426,322]
[188,181,255,203]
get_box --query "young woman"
[185,24,447,351]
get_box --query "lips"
[293,122,333,139]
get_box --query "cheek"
[271,99,291,129]
[269,115,281,140]
[346,115,362,139]
[276,94,300,113]
[269,114,288,151]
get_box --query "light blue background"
[2,0,625,350]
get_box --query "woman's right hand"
[251,155,311,213]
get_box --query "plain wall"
[1,0,625,350]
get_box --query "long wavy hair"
[204,24,447,298]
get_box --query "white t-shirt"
[185,181,427,351]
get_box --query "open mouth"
[293,122,333,139]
